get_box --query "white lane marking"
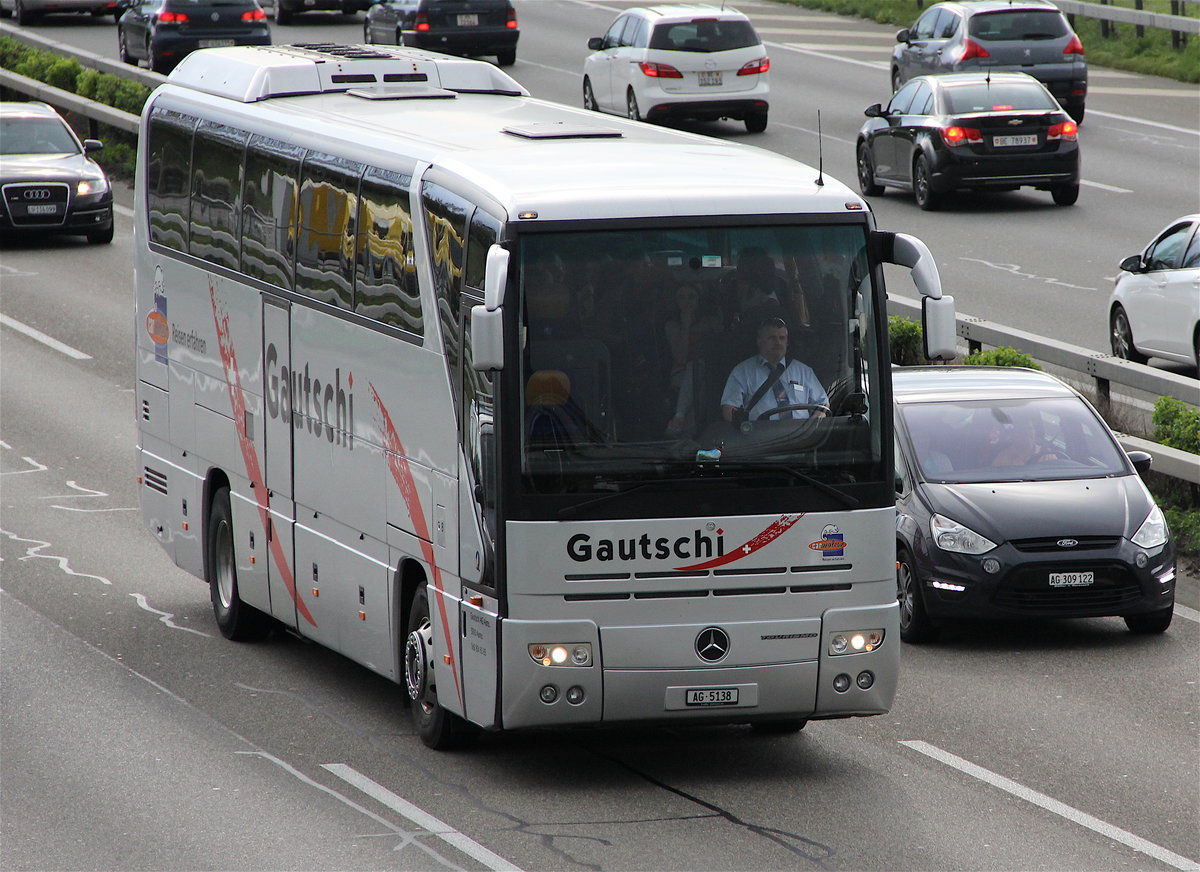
[1080,179,1135,193]
[1089,86,1200,99]
[323,763,525,872]
[128,593,212,637]
[0,526,112,585]
[0,314,92,360]
[901,740,1200,872]
[1174,603,1200,624]
[1087,109,1200,137]
[113,202,134,218]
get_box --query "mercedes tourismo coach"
[133,44,956,748]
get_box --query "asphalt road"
[2,4,1199,870]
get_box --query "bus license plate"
[685,687,738,706]
[993,134,1038,147]
[1049,571,1093,587]
[457,13,478,26]
[200,39,236,48]
[697,71,722,87]
[27,204,59,215]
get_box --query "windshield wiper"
[712,462,861,508]
[557,474,735,518]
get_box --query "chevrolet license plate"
[993,134,1038,147]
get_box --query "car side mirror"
[83,139,104,154]
[896,28,911,43]
[588,36,603,50]
[1119,254,1143,273]
[864,103,884,118]
[1126,450,1152,476]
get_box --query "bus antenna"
[815,110,825,186]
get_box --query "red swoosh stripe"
[675,513,805,571]
[370,384,463,709]
[210,282,316,627]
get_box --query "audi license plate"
[27,204,59,215]
[993,134,1039,147]
[457,13,478,25]
[1049,571,1094,587]
[685,687,738,706]
[199,39,235,48]
[697,71,722,87]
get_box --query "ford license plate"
[457,13,478,25]
[697,71,722,87]
[1049,571,1094,587]
[685,687,738,706]
[27,204,59,215]
[993,134,1038,147]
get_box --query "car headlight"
[77,176,109,196]
[930,513,996,555]
[1131,505,1168,549]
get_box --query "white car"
[1109,214,1200,370]
[582,5,770,132]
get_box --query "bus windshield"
[517,223,883,497]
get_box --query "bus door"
[263,295,299,629]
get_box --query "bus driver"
[721,317,828,425]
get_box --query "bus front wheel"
[207,487,269,640]
[405,585,478,749]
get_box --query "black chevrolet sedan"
[856,72,1079,210]
[893,367,1176,642]
[0,102,113,245]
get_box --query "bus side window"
[145,108,196,253]
[189,121,246,272]
[421,181,471,401]
[356,166,422,337]
[241,136,302,291]
[296,151,362,311]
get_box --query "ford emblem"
[1057,538,1078,548]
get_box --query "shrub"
[888,316,926,366]
[963,347,1042,369]
[1152,396,1200,454]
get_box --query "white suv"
[583,5,770,132]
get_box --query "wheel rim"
[1111,310,1134,359]
[214,517,235,610]
[914,161,929,204]
[627,92,638,120]
[404,618,435,711]
[584,80,595,111]
[857,147,873,190]
[897,558,914,630]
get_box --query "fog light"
[833,673,851,693]
[982,558,1001,574]
[539,684,559,704]
[856,670,875,689]
[571,645,592,666]
[565,685,585,705]
[829,629,884,656]
[1135,552,1148,568]
[831,635,848,654]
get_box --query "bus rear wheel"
[207,486,269,640]
[405,584,478,749]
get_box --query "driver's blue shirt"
[721,355,828,421]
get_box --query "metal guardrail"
[1054,0,1200,35]
[2,24,1197,483]
[0,21,166,90]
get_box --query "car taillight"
[156,10,188,22]
[241,8,265,20]
[942,125,982,146]
[639,62,683,78]
[1047,120,1078,141]
[415,11,429,31]
[1063,34,1085,55]
[737,57,770,76]
[959,38,990,61]
[506,8,517,28]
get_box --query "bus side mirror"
[922,295,956,361]
[484,244,509,310]
[471,305,504,370]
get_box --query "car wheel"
[1124,607,1173,634]
[207,486,270,641]
[405,584,479,750]
[363,22,371,42]
[0,4,10,18]
[118,29,134,64]
[857,142,884,196]
[626,89,641,122]
[744,111,768,133]
[897,547,938,643]
[913,154,941,211]
[1051,183,1079,206]
[496,49,516,67]
[86,224,114,245]
[15,0,36,25]
[1109,305,1148,364]
[1067,101,1085,124]
[274,1,290,23]
[582,77,598,112]
[148,40,172,74]
[890,66,902,93]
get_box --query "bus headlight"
[828,629,884,656]
[529,643,592,667]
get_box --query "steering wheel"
[756,403,830,421]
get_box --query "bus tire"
[405,585,478,750]
[897,546,938,643]
[207,486,269,641]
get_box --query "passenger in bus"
[721,317,828,424]
[525,370,590,447]
[664,282,721,438]
[723,246,786,345]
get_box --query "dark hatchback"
[363,0,518,66]
[893,367,1176,643]
[856,72,1079,210]
[0,102,113,245]
[116,0,271,74]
